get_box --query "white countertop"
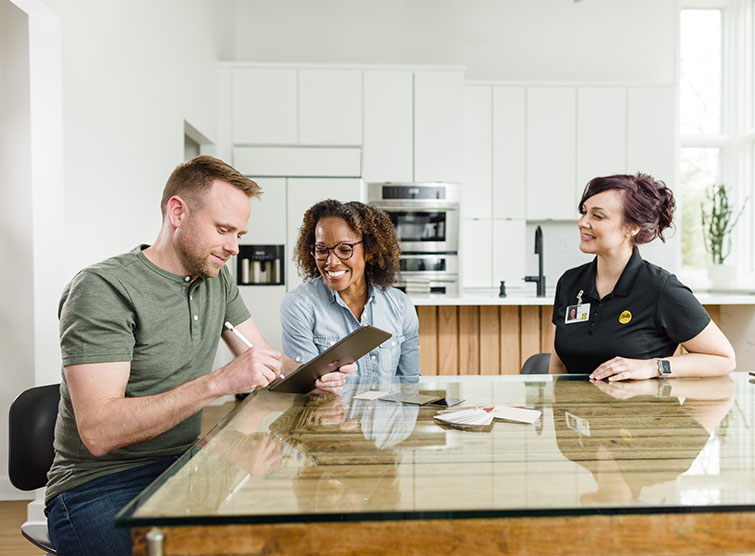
[410,288,755,306]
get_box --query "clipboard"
[268,325,392,394]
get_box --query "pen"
[224,321,254,349]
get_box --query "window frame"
[679,0,754,274]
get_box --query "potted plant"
[701,184,749,288]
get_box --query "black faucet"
[524,225,546,297]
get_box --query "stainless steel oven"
[368,182,460,253]
[395,254,459,296]
[369,182,460,296]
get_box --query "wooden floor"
[0,500,44,556]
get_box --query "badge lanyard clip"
[576,289,583,305]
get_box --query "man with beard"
[44,156,354,556]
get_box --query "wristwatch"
[657,359,672,377]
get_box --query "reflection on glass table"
[118,373,755,530]
[552,375,735,507]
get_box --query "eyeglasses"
[310,241,363,261]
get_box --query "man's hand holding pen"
[221,321,282,392]
[217,344,283,394]
[222,321,357,395]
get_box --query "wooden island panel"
[479,306,500,375]
[458,306,480,374]
[416,305,554,373]
[437,306,458,375]
[133,511,755,556]
[416,304,722,374]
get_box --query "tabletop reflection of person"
[270,378,423,513]
[186,392,297,513]
[553,376,735,506]
[189,379,426,514]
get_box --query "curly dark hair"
[293,200,400,289]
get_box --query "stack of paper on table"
[433,406,542,429]
[353,391,463,406]
[434,407,495,427]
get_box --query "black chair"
[8,383,60,555]
[521,353,550,374]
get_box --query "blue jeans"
[45,458,176,556]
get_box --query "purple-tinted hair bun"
[579,173,675,244]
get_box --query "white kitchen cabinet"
[462,219,493,288]
[526,87,577,220]
[577,87,627,196]
[462,218,526,290]
[627,87,676,183]
[493,86,526,219]
[246,177,286,244]
[232,68,298,145]
[299,69,362,146]
[463,86,492,219]
[233,146,361,177]
[286,178,364,291]
[212,280,287,366]
[492,219,526,290]
[232,67,362,147]
[213,286,287,360]
[414,70,464,183]
[216,67,234,162]
[245,285,287,350]
[363,70,413,182]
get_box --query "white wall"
[0,0,36,501]
[58,0,230,277]
[0,0,232,501]
[231,0,676,83]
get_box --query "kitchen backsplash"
[522,221,678,292]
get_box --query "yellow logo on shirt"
[618,310,632,324]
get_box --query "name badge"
[565,303,590,324]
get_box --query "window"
[679,8,724,269]
[680,10,722,136]
[680,147,721,267]
[679,2,754,272]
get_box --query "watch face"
[659,359,672,376]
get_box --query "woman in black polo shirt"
[549,173,736,380]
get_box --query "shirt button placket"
[188,281,200,342]
[588,302,599,335]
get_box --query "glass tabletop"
[116,373,755,527]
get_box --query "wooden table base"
[132,510,755,555]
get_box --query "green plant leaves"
[700,184,749,264]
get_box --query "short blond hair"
[160,155,261,217]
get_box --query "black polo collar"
[585,248,644,300]
[613,248,644,297]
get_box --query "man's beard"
[175,228,217,279]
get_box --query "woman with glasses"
[280,199,419,380]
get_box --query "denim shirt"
[280,277,420,382]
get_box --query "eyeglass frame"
[309,240,364,261]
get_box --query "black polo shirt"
[552,249,710,373]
